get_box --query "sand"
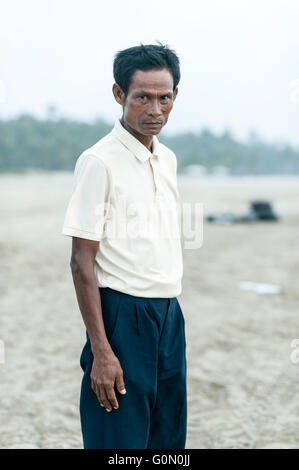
[0,172,298,449]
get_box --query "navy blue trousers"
[79,287,187,449]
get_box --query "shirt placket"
[149,155,162,203]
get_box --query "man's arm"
[70,236,126,412]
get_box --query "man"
[61,43,187,449]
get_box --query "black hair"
[113,41,180,95]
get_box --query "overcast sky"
[1,0,298,147]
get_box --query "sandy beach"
[0,172,298,449]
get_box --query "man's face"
[114,68,178,136]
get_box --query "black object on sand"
[206,200,280,224]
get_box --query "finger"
[96,388,104,407]
[99,384,112,412]
[105,383,119,410]
[91,379,104,406]
[115,373,126,395]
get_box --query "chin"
[143,128,161,136]
[141,124,165,136]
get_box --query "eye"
[139,95,147,100]
[161,95,170,101]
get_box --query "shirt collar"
[112,118,161,162]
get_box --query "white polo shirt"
[61,118,183,298]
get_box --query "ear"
[112,83,126,105]
[173,87,178,101]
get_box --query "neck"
[120,118,153,152]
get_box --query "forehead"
[128,68,174,94]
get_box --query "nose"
[148,99,162,117]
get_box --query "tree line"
[0,114,298,174]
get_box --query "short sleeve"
[61,153,111,241]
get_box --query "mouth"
[143,122,163,126]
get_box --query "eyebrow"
[133,89,173,96]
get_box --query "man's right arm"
[70,236,126,412]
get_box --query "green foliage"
[0,114,111,171]
[160,128,299,175]
[0,114,298,174]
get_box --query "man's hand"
[90,350,127,412]
[70,237,126,412]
